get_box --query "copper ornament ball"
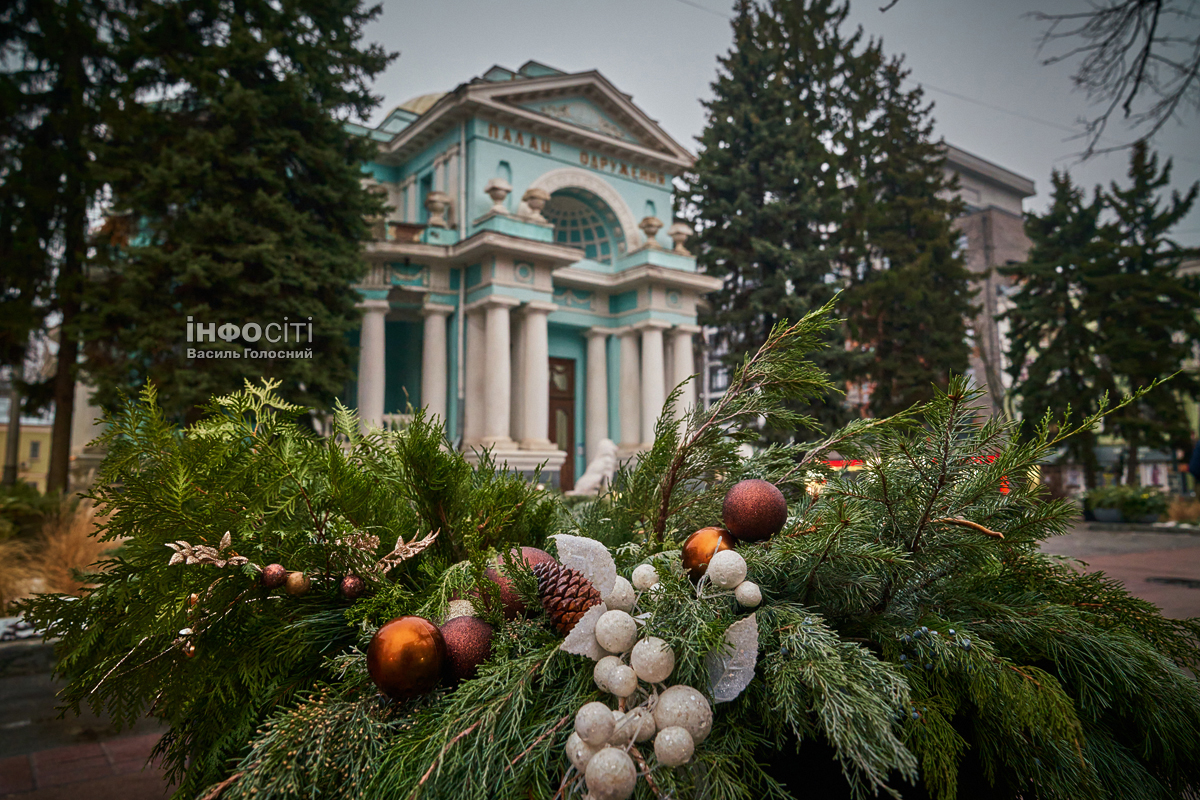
[681,527,737,581]
[261,563,287,589]
[440,615,494,682]
[367,616,447,700]
[722,479,788,542]
[483,546,556,619]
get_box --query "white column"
[618,330,640,448]
[639,322,669,446]
[520,301,558,450]
[356,298,389,430]
[510,312,527,443]
[445,146,459,226]
[670,325,699,418]
[482,297,520,447]
[420,304,453,424]
[401,177,415,223]
[585,328,610,462]
[463,307,486,445]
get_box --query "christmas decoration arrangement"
[21,305,1200,800]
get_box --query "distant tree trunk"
[45,40,86,495]
[3,377,21,486]
[1125,432,1141,487]
[1082,434,1098,491]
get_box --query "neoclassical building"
[348,61,720,489]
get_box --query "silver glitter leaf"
[168,552,184,566]
[220,531,232,551]
[551,534,615,599]
[560,602,608,661]
[705,613,759,703]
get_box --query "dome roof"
[396,92,446,116]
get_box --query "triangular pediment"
[516,96,642,145]
[473,72,693,164]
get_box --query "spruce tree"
[1091,142,1200,485]
[81,0,393,423]
[0,0,118,491]
[21,303,1200,800]
[837,52,975,419]
[685,0,859,435]
[1000,172,1108,489]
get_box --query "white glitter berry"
[654,725,695,767]
[603,576,636,612]
[734,580,762,607]
[707,549,747,588]
[630,637,675,684]
[584,746,637,800]
[614,706,656,743]
[594,610,638,654]
[576,701,616,747]
[631,564,659,591]
[607,664,638,698]
[653,685,712,744]
[566,731,598,771]
[593,655,622,692]
[445,599,477,621]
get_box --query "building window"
[543,194,614,265]
[29,440,39,460]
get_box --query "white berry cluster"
[564,567,715,800]
[701,550,761,607]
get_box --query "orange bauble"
[367,616,446,700]
[681,526,738,581]
[723,479,788,542]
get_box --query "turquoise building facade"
[347,61,720,488]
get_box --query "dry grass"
[0,498,120,614]
[1168,495,1200,525]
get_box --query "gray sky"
[363,0,1199,246]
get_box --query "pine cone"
[532,561,602,636]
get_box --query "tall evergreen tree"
[82,0,394,423]
[1092,142,1200,485]
[686,0,973,432]
[1,0,118,491]
[1000,172,1108,489]
[685,0,858,436]
[837,52,975,419]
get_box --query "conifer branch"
[409,720,482,799]
[931,517,1004,539]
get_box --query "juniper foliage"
[21,305,1200,800]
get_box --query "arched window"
[542,192,616,264]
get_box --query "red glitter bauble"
[681,526,738,581]
[440,616,494,682]
[483,546,557,618]
[261,563,287,589]
[722,479,788,542]
[339,575,366,600]
[367,616,446,700]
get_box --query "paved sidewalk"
[0,733,173,798]
[1041,523,1200,619]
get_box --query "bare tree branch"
[1032,0,1200,158]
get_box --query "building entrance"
[548,357,575,490]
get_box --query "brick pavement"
[0,733,173,798]
[1040,524,1200,619]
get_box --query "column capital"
[421,302,456,317]
[672,323,703,335]
[632,319,673,332]
[584,326,611,340]
[464,294,522,314]
[356,298,390,312]
[519,300,559,315]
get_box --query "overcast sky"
[362,0,1199,246]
